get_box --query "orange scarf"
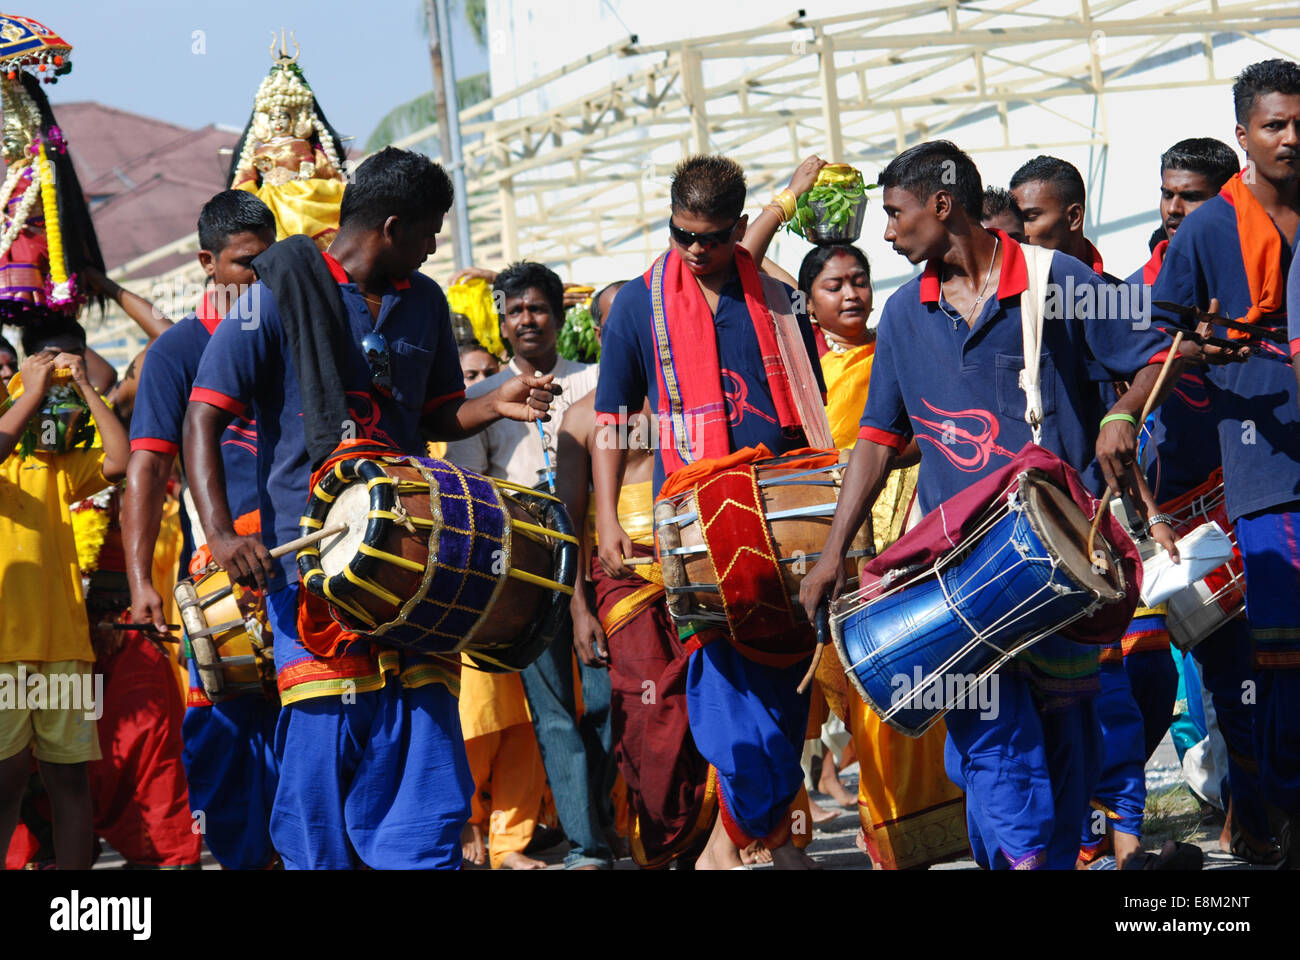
[1220,172,1287,338]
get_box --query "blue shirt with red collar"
[130,292,261,569]
[594,270,824,495]
[190,252,465,587]
[861,231,1168,513]
[1151,195,1300,521]
[1124,244,1220,503]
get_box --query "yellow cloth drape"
[236,177,344,250]
[459,657,533,740]
[447,277,507,358]
[817,338,968,869]
[153,498,189,705]
[819,342,875,449]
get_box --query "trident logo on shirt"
[912,401,1014,472]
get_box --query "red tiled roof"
[48,103,242,277]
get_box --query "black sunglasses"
[668,218,739,250]
[361,331,392,395]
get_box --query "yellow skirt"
[238,177,345,250]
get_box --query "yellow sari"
[818,341,970,869]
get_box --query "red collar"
[322,251,411,291]
[196,288,221,336]
[919,229,1028,304]
[1083,238,1104,275]
[1142,239,1169,286]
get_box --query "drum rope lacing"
[834,479,1103,728]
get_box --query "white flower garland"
[0,162,40,261]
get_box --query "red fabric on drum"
[655,444,839,501]
[863,443,1141,647]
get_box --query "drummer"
[800,140,1184,870]
[594,154,826,870]
[184,147,560,870]
[1112,138,1277,865]
[1155,59,1300,866]
[122,189,280,870]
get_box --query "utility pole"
[424,0,473,268]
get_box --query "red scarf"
[1141,239,1168,285]
[645,246,800,475]
[1219,172,1287,338]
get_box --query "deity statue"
[229,32,347,250]
[0,15,104,325]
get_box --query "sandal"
[1229,823,1283,867]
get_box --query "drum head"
[1024,475,1124,601]
[317,484,370,578]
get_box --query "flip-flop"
[1229,825,1283,867]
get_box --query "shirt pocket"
[390,340,434,412]
[994,352,1057,423]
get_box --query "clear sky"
[37,0,488,144]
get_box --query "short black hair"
[1233,59,1300,125]
[458,340,496,358]
[0,334,15,359]
[1148,226,1167,252]
[797,244,871,299]
[1009,155,1085,209]
[21,316,87,356]
[493,261,565,325]
[197,190,276,254]
[878,140,983,219]
[590,280,628,326]
[340,147,454,231]
[670,155,747,221]
[981,186,1022,222]
[1159,138,1239,192]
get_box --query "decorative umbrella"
[0,13,72,83]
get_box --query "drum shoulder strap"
[1018,245,1055,445]
[758,273,835,450]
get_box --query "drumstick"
[795,599,831,695]
[268,523,349,560]
[620,556,655,566]
[1087,332,1184,569]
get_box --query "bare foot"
[771,840,822,870]
[739,840,773,865]
[855,827,867,854]
[461,823,486,866]
[808,797,839,825]
[499,851,546,870]
[1113,830,1142,871]
[818,753,857,807]
[695,818,745,870]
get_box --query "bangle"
[764,202,789,225]
[1099,413,1139,431]
[1146,513,1175,535]
[773,188,798,221]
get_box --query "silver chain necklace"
[937,236,1000,330]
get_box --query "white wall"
[483,1,1300,299]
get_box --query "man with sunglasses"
[593,154,826,869]
[184,148,560,870]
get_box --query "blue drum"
[831,471,1125,737]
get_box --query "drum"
[295,453,575,672]
[174,567,277,703]
[653,450,875,660]
[830,470,1126,737]
[1160,470,1245,651]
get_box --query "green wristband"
[1099,413,1139,431]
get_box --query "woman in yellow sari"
[797,243,970,870]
